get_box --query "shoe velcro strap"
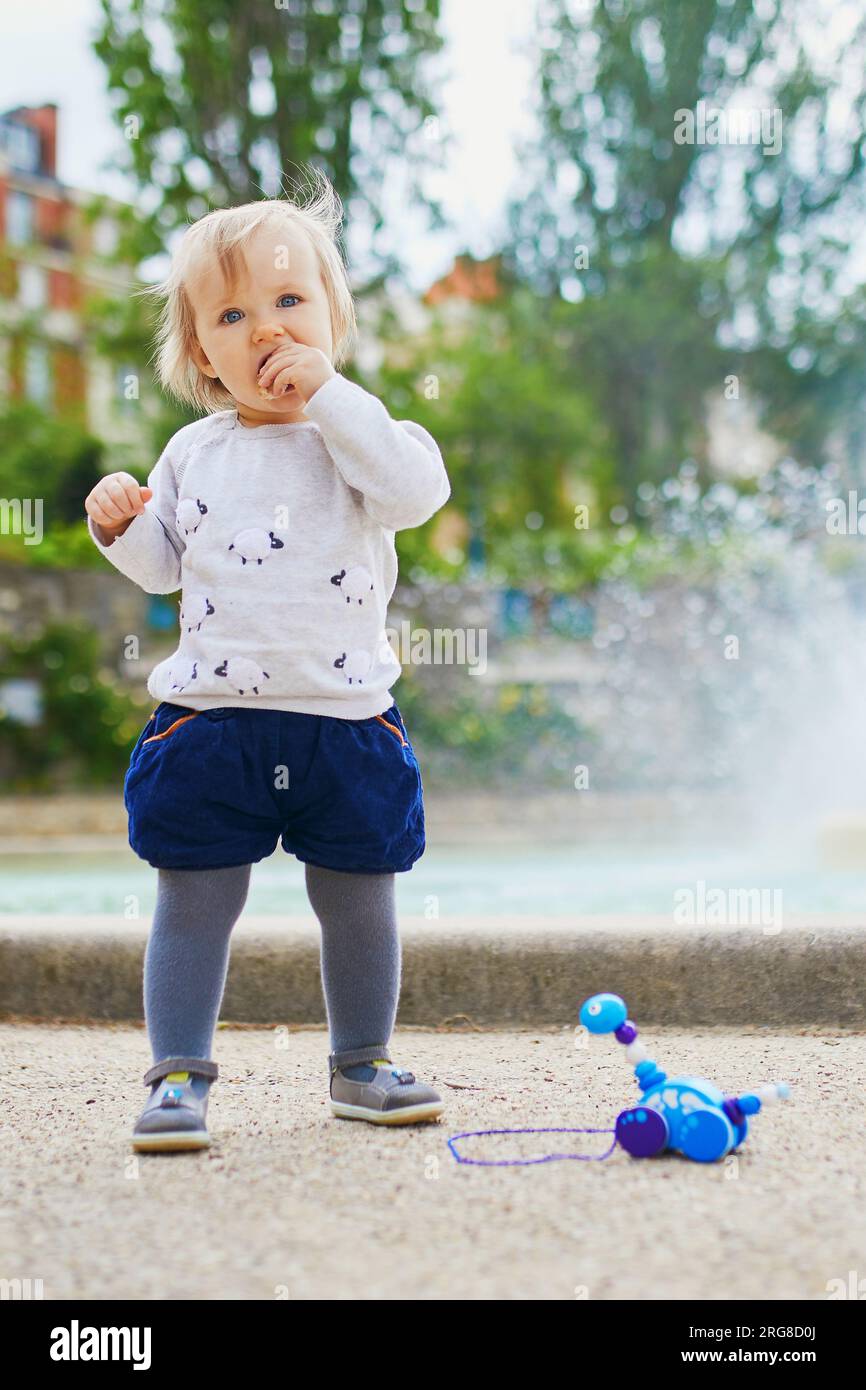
[144,1056,219,1087]
[328,1044,391,1074]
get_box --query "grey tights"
[143,863,401,1086]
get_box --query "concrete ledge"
[1,914,865,1027]
[0,790,756,846]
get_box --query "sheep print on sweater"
[88,373,451,719]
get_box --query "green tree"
[0,622,143,790]
[504,0,866,490]
[93,0,448,274]
[371,284,621,587]
[0,404,118,570]
[0,403,105,529]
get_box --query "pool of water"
[0,844,864,916]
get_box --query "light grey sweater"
[87,373,451,718]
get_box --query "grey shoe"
[328,1044,443,1126]
[132,1056,219,1152]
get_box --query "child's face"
[188,222,334,421]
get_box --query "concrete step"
[1,914,864,1027]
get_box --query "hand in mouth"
[256,348,294,398]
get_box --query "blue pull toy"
[579,993,791,1163]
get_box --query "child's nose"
[254,323,290,343]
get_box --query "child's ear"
[190,340,219,379]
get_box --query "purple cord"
[447,1126,618,1166]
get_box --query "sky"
[1,0,539,291]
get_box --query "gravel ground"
[1,1021,864,1301]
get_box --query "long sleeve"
[302,373,450,531]
[87,441,185,594]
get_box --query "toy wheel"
[615,1106,669,1157]
[679,1109,735,1163]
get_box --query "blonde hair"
[139,168,358,414]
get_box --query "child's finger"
[89,502,125,528]
[88,495,127,526]
[116,478,151,515]
[95,477,139,521]
[122,486,147,516]
[269,366,297,396]
[257,361,281,388]
[105,476,143,517]
[93,488,128,523]
[257,343,302,386]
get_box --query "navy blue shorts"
[123,701,426,873]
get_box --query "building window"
[18,263,47,309]
[0,121,41,175]
[24,342,51,405]
[6,191,34,246]
[92,217,119,257]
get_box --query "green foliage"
[0,402,105,527]
[744,287,866,481]
[0,403,124,570]
[394,669,589,789]
[93,0,448,276]
[505,0,866,487]
[515,0,866,290]
[369,286,624,582]
[81,275,202,453]
[543,249,730,496]
[0,622,146,790]
[0,522,112,570]
[0,400,169,572]
[0,395,200,571]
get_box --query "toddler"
[84,174,451,1151]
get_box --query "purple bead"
[615,1021,638,1045]
[723,1097,745,1126]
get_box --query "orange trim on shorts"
[143,711,201,743]
[375,714,406,746]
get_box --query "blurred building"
[0,102,140,446]
[353,252,506,375]
[423,252,505,308]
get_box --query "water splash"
[584,455,866,856]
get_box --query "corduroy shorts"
[123,700,425,873]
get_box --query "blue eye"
[220,309,243,324]
[278,294,300,308]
